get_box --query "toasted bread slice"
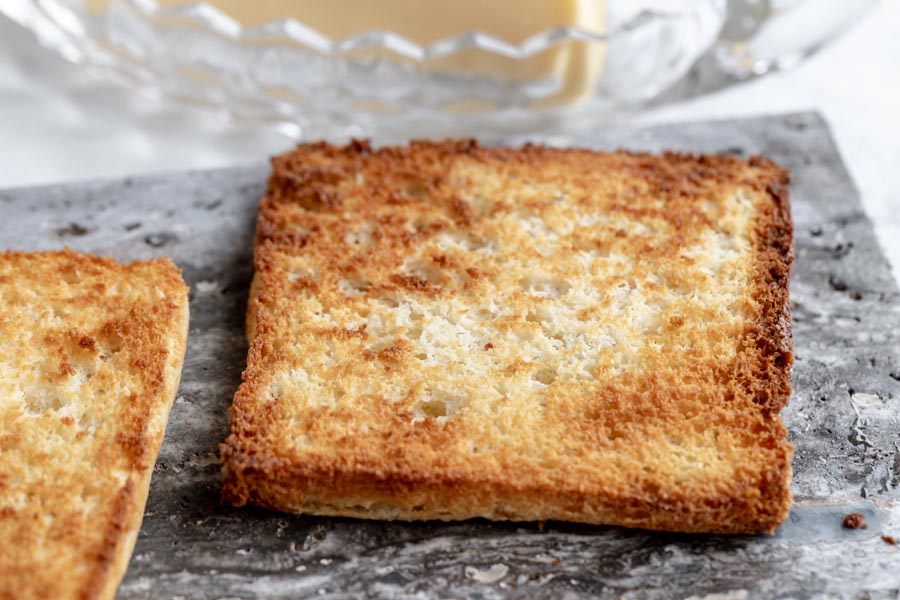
[0,250,189,600]
[222,140,794,534]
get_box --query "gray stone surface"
[1,112,898,599]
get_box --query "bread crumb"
[196,280,220,294]
[842,513,868,529]
[465,564,509,583]
[881,534,897,545]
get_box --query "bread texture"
[222,140,794,534]
[0,249,189,600]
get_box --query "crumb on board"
[881,534,897,545]
[842,513,868,530]
[195,280,220,294]
[464,564,509,584]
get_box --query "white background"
[0,2,898,283]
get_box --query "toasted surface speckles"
[222,140,794,535]
[0,249,189,600]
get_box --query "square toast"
[222,140,794,534]
[0,250,189,600]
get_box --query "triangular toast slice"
[222,140,793,534]
[0,250,189,599]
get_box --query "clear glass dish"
[2,0,879,140]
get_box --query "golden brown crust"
[0,249,189,600]
[222,140,794,534]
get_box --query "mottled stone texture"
[1,113,897,599]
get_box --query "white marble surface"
[0,2,898,283]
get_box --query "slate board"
[2,112,898,600]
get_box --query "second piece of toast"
[222,140,794,534]
[0,249,189,600]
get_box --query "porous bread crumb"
[843,513,868,529]
[222,140,794,535]
[0,249,189,600]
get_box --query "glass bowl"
[2,0,879,140]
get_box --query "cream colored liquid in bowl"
[85,0,608,105]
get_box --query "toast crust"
[222,141,794,534]
[0,249,189,600]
